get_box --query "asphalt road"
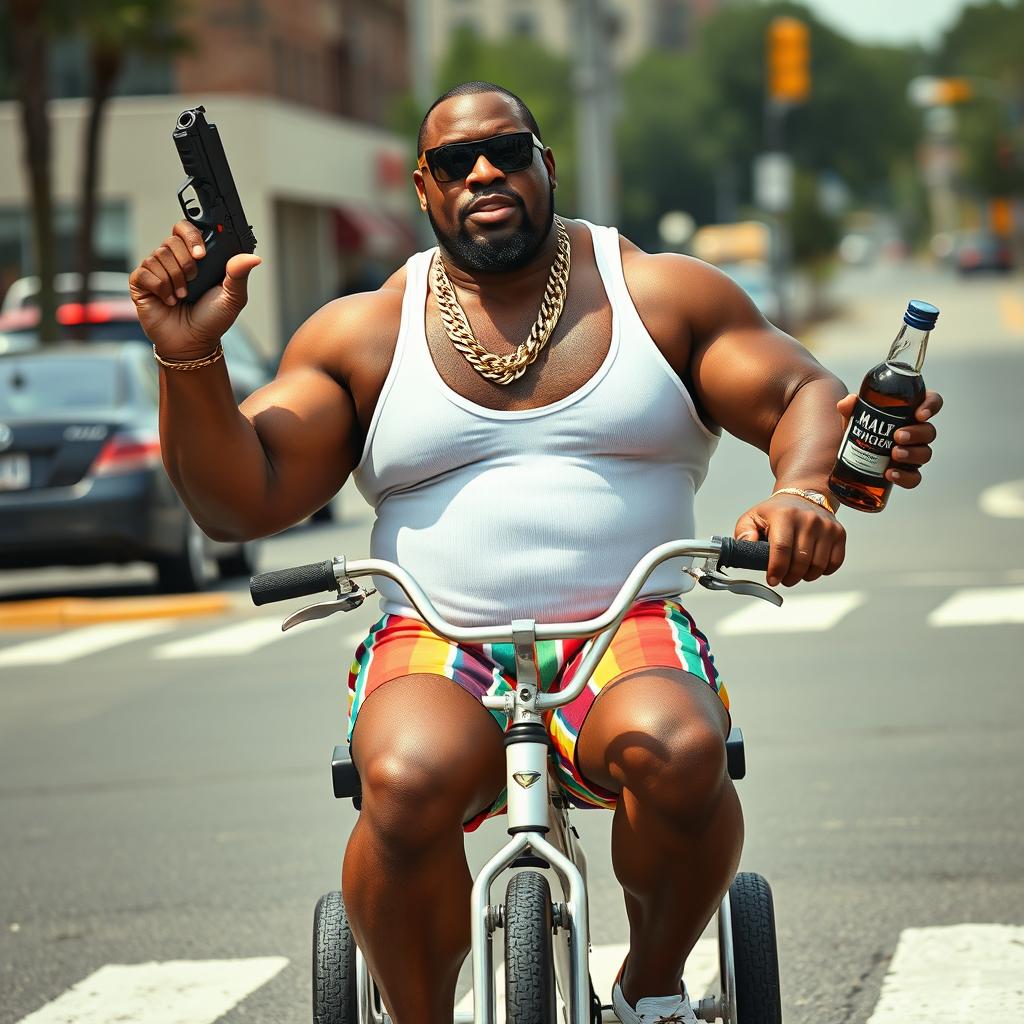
[1,261,1022,1024]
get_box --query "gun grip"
[185,229,247,303]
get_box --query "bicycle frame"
[269,536,775,1024]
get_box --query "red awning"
[333,206,416,257]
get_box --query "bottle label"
[837,397,914,479]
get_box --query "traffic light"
[767,16,810,104]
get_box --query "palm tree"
[8,0,59,343]
[75,0,191,312]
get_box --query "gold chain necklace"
[430,217,571,386]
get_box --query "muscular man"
[131,82,942,1024]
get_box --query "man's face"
[414,92,557,274]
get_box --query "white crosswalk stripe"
[715,591,866,635]
[2,583,1022,668]
[12,925,1024,1023]
[0,619,177,668]
[926,585,1024,627]
[13,957,288,1024]
[152,615,342,659]
[866,924,1024,1023]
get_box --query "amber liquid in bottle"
[829,301,937,513]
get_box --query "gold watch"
[771,487,837,515]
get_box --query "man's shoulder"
[615,231,758,336]
[280,266,408,377]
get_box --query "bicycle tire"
[504,871,557,1024]
[728,872,783,1024]
[313,890,358,1024]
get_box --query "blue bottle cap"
[904,300,939,331]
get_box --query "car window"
[221,323,267,371]
[0,357,124,415]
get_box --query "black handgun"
[172,105,257,303]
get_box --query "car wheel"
[156,516,210,593]
[217,539,261,579]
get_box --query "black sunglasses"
[418,131,543,183]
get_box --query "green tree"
[617,1,923,261]
[935,0,1024,200]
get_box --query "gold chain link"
[430,217,571,386]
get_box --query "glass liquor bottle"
[829,299,938,513]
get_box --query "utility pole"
[571,0,617,225]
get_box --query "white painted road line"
[152,617,361,659]
[927,586,1024,627]
[453,937,719,1016]
[715,592,866,636]
[14,957,288,1024]
[866,924,1024,1023]
[979,479,1024,518]
[0,619,176,668]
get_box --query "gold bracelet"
[153,344,224,371]
[771,487,837,515]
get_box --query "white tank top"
[352,220,720,627]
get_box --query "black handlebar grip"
[249,560,339,606]
[715,536,771,572]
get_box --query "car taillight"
[57,302,117,325]
[90,432,162,476]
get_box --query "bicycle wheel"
[504,871,557,1024]
[728,872,782,1024]
[313,890,358,1024]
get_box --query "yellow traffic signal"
[934,77,972,104]
[767,16,810,104]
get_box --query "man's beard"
[427,184,556,274]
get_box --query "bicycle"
[249,534,785,1024]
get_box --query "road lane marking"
[0,620,176,667]
[866,924,1024,1023]
[14,957,288,1024]
[715,592,866,635]
[453,937,719,1016]
[979,479,1024,518]
[152,617,362,659]
[927,586,1024,627]
[998,289,1024,335]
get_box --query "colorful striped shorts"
[347,597,727,831]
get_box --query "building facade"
[423,0,725,69]
[0,0,417,355]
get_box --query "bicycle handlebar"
[249,534,770,643]
[249,558,339,606]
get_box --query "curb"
[0,592,235,629]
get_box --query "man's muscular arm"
[159,299,369,541]
[621,243,941,586]
[132,220,400,542]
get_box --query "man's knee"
[584,670,730,824]
[351,674,504,851]
[619,716,728,822]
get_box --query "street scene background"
[1,1,1023,1022]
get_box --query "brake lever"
[281,586,376,632]
[689,560,783,607]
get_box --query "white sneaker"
[611,979,698,1024]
